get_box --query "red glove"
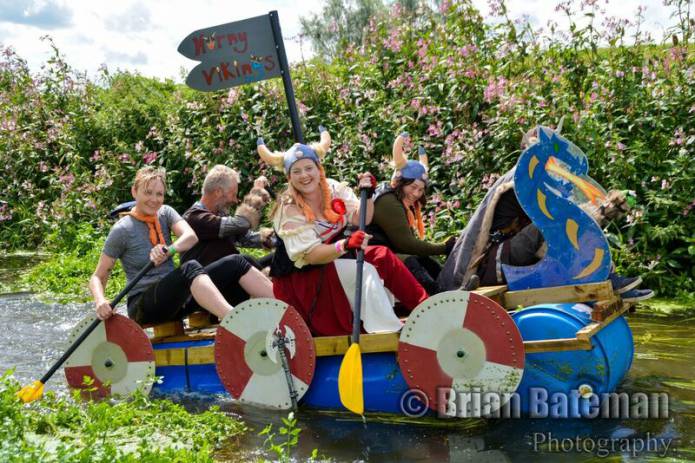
[345,230,367,250]
[358,173,377,189]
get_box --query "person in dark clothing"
[90,166,253,326]
[181,164,274,306]
[470,127,653,303]
[368,133,455,295]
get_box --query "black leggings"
[404,255,443,296]
[127,254,252,325]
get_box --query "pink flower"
[383,29,402,53]
[427,122,442,138]
[683,199,695,216]
[226,88,239,105]
[0,202,11,222]
[670,128,685,146]
[59,173,75,187]
[143,152,157,164]
[90,150,101,162]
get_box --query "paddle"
[338,187,370,415]
[17,255,161,403]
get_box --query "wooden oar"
[17,257,159,403]
[338,187,369,415]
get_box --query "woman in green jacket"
[367,133,455,295]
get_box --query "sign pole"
[268,10,304,144]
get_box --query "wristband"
[334,240,345,255]
[167,245,177,256]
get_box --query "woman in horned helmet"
[258,127,428,336]
[367,133,455,295]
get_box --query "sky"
[0,0,678,82]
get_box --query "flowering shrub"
[0,2,693,297]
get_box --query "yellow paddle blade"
[16,380,44,403]
[338,343,364,415]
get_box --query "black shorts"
[127,254,252,325]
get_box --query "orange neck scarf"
[405,202,425,239]
[129,209,166,246]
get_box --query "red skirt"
[273,245,428,336]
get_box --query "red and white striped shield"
[64,314,155,399]
[215,298,315,409]
[398,291,524,416]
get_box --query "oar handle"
[351,188,370,345]
[39,260,156,384]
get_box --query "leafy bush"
[0,371,245,462]
[0,1,692,297]
[21,223,125,302]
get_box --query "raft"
[63,127,638,417]
[134,280,634,416]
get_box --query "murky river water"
[2,254,694,461]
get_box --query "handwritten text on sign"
[178,14,280,91]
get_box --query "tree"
[300,0,387,58]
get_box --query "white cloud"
[0,0,74,29]
[0,0,680,83]
[103,3,153,33]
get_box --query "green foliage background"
[0,0,693,298]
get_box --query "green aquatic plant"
[0,370,245,462]
[259,412,321,462]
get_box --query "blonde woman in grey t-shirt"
[89,166,272,325]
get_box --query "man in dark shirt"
[476,129,652,302]
[182,165,275,268]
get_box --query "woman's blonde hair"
[133,166,166,191]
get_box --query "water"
[2,258,694,461]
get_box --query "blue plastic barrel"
[302,352,410,414]
[511,303,633,415]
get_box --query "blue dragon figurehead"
[503,126,611,290]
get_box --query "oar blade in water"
[338,343,364,415]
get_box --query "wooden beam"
[590,298,622,322]
[523,338,592,353]
[314,332,399,357]
[314,335,349,356]
[473,285,508,299]
[502,281,613,309]
[187,311,214,329]
[577,302,631,341]
[151,321,184,338]
[187,345,215,365]
[150,330,215,344]
[358,332,399,353]
[154,348,186,366]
